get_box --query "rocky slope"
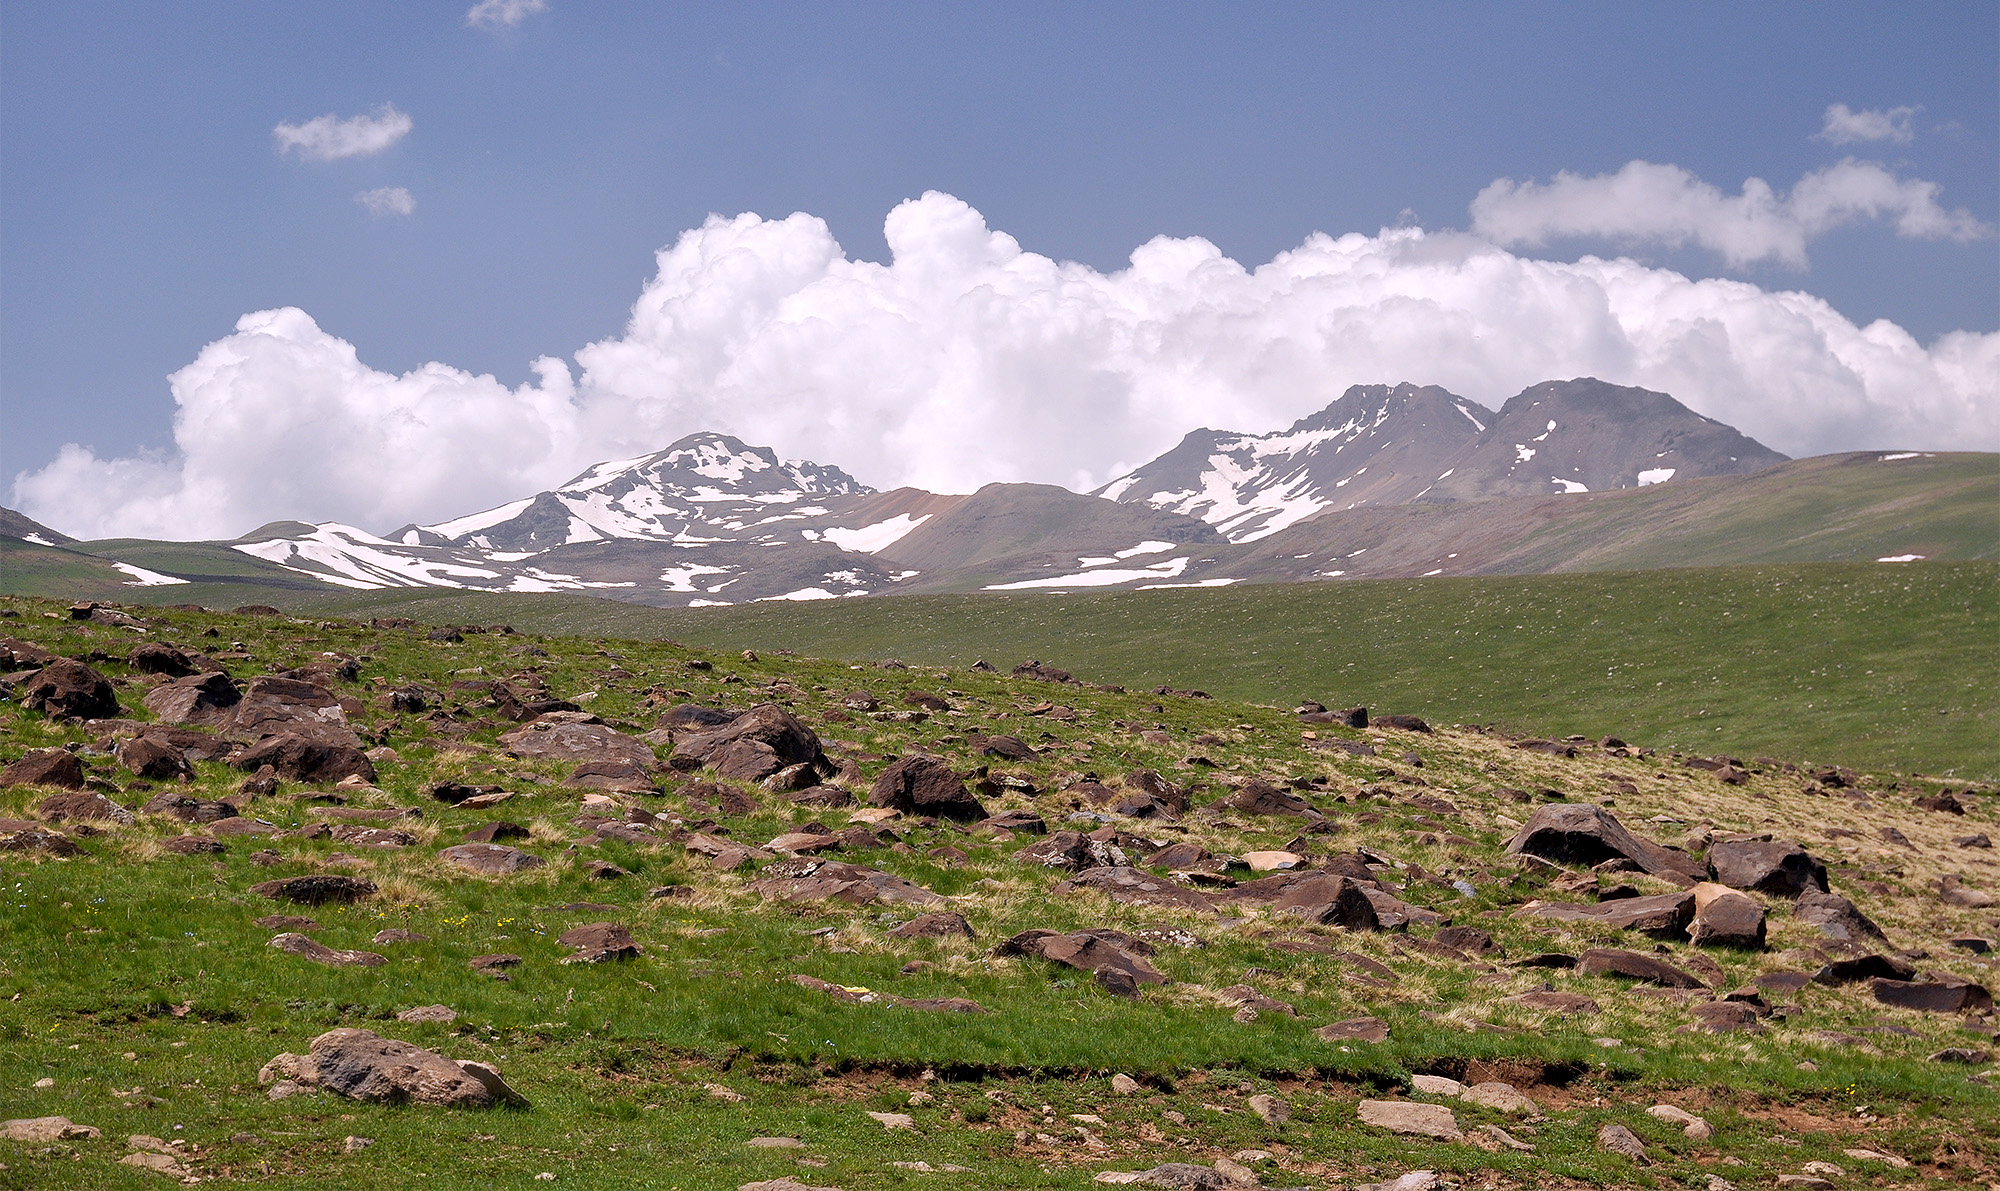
[0,598,1994,1189]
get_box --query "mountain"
[1095,383,1497,541]
[1100,377,1788,542]
[0,506,75,547]
[1423,377,1790,502]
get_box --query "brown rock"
[669,703,826,783]
[0,819,82,855]
[1357,1099,1458,1139]
[1273,874,1380,929]
[268,932,387,967]
[250,874,378,904]
[1059,866,1218,913]
[36,789,134,824]
[1682,1001,1764,1033]
[1708,837,1828,898]
[1794,891,1890,945]
[232,733,376,785]
[1577,947,1707,988]
[868,755,988,822]
[260,1028,524,1107]
[1219,779,1315,817]
[1504,803,1704,884]
[750,858,943,906]
[499,715,656,769]
[162,834,225,855]
[887,912,975,939]
[142,672,241,724]
[1521,890,1694,937]
[116,735,192,781]
[438,843,545,875]
[1871,976,1993,1014]
[1,748,87,789]
[1688,881,1766,949]
[995,929,1168,987]
[1316,1016,1391,1042]
[128,642,196,676]
[1507,990,1601,1014]
[23,659,120,719]
[141,791,238,824]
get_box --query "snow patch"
[1115,540,1176,559]
[1879,452,1931,461]
[984,556,1190,590]
[112,561,190,586]
[1513,445,1537,463]
[1636,467,1676,486]
[1137,578,1238,589]
[824,514,931,553]
[1876,553,1926,563]
[1551,478,1589,494]
[660,565,733,592]
[757,587,842,601]
[22,533,57,546]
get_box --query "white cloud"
[13,193,1997,540]
[273,104,412,161]
[1815,103,1919,145]
[466,0,548,30]
[1470,158,1991,268]
[354,187,416,217]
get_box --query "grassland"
[0,597,1995,1189]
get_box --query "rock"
[751,858,943,907]
[232,733,376,785]
[127,642,195,676]
[121,1151,191,1177]
[1371,714,1430,733]
[1941,874,1997,908]
[868,755,988,822]
[567,759,657,793]
[1060,866,1218,914]
[1316,1016,1390,1042]
[0,818,81,855]
[22,659,120,719]
[557,922,643,964]
[1217,984,1297,1017]
[1460,1082,1538,1114]
[35,788,133,827]
[1954,833,1992,848]
[115,735,192,780]
[250,874,378,904]
[1683,1002,1764,1033]
[1357,1100,1460,1140]
[1,748,86,789]
[1774,1179,1834,1190]
[396,1005,457,1024]
[1688,882,1766,949]
[222,677,358,744]
[1272,874,1380,929]
[255,914,318,931]
[886,912,975,939]
[1247,1093,1289,1124]
[1871,975,1993,1013]
[499,715,656,770]
[1813,954,1917,985]
[438,843,545,875]
[469,954,521,976]
[1411,1074,1463,1096]
[865,1110,914,1130]
[1111,1073,1142,1095]
[463,821,529,844]
[1243,850,1304,872]
[142,672,241,724]
[1521,890,1694,937]
[141,790,236,823]
[1597,1123,1648,1161]
[268,932,388,967]
[1577,947,1707,988]
[262,1028,525,1107]
[1709,837,1828,898]
[162,834,225,855]
[739,1179,844,1191]
[1,1115,101,1141]
[1505,803,1703,884]
[669,703,827,783]
[1434,926,1495,954]
[1926,1047,1991,1063]
[1220,779,1315,817]
[975,809,1048,835]
[1795,891,1889,945]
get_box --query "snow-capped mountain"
[1100,378,1787,542]
[396,434,872,553]
[1096,383,1497,541]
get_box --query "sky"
[3,2,1995,540]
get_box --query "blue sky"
[3,2,1995,538]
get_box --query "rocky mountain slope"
[0,598,1993,1189]
[1098,379,1787,541]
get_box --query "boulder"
[116,735,192,781]
[887,912,975,939]
[1794,891,1889,946]
[1520,890,1694,937]
[557,922,642,964]
[1316,1016,1392,1042]
[128,642,197,676]
[438,843,545,875]
[0,1116,101,1142]
[1357,1100,1460,1140]
[1870,976,1994,1014]
[0,819,82,856]
[268,932,388,967]
[1576,947,1707,989]
[1058,866,1218,914]
[1504,803,1704,884]
[750,858,943,907]
[141,791,238,824]
[1687,882,1767,949]
[499,716,656,770]
[1370,715,1431,733]
[1682,1001,1764,1034]
[260,1029,525,1108]
[994,929,1168,987]
[1506,991,1601,1014]
[669,703,827,782]
[35,789,134,825]
[868,755,987,822]
[221,677,358,745]
[1218,779,1315,817]
[232,733,376,785]
[1597,1123,1648,1162]
[142,672,241,724]
[250,874,378,904]
[566,759,657,794]
[0,748,86,789]
[1812,954,1917,985]
[1272,875,1380,929]
[22,659,119,720]
[1941,875,1997,909]
[1708,837,1828,898]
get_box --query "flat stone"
[268,933,387,968]
[1577,947,1708,988]
[1520,891,1694,937]
[438,842,545,874]
[1,1115,101,1142]
[1460,1082,1537,1114]
[1357,1099,1461,1141]
[1410,1074,1463,1096]
[1317,1016,1390,1043]
[1597,1122,1648,1162]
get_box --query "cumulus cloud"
[354,186,416,217]
[1471,158,1991,268]
[466,0,548,30]
[13,193,1997,540]
[273,104,412,161]
[1816,103,1919,145]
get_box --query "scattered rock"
[868,755,988,822]
[250,874,377,904]
[438,843,545,875]
[1521,890,1694,937]
[1688,881,1767,949]
[886,912,975,939]
[142,672,241,724]
[1577,947,1707,988]
[1708,837,1828,898]
[1505,803,1703,884]
[268,932,388,967]
[1,1116,101,1142]
[1247,1093,1289,1124]
[396,1005,457,1024]
[22,658,120,720]
[1357,1099,1460,1140]
[671,703,830,783]
[1316,1016,1390,1042]
[259,1028,525,1107]
[36,788,134,824]
[1795,891,1889,945]
[1596,1122,1648,1162]
[1,748,86,790]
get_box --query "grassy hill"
[0,597,1993,1189]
